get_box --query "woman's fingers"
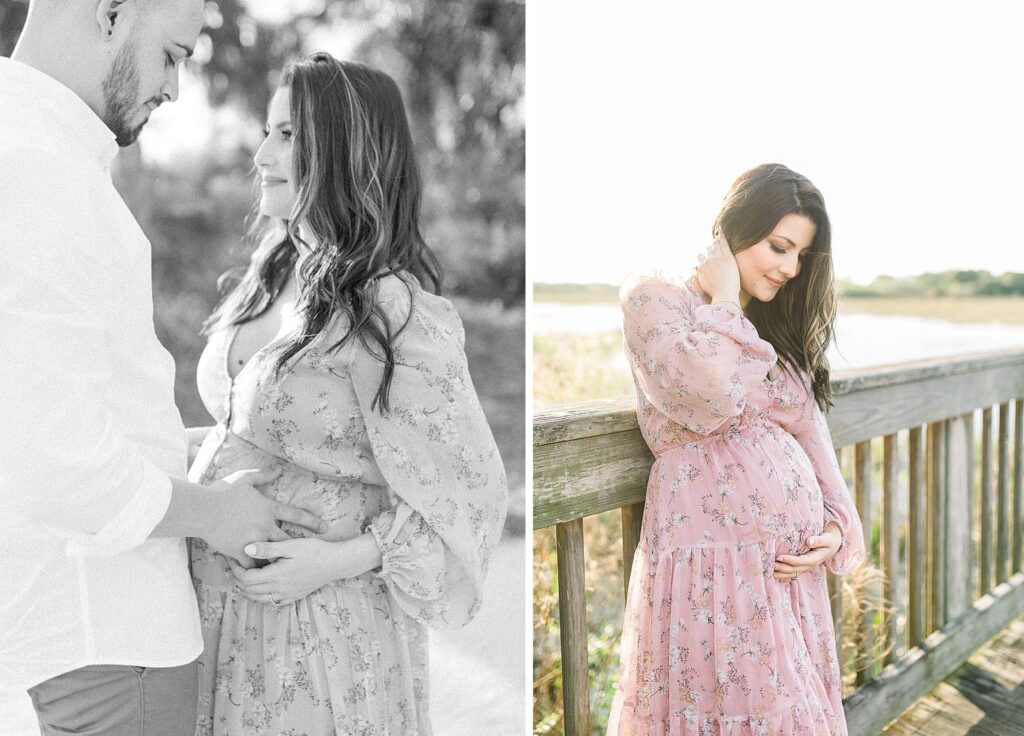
[273,502,328,534]
[778,548,830,567]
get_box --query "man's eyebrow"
[174,42,195,58]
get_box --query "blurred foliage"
[838,270,1024,298]
[1,0,524,498]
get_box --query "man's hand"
[773,522,843,582]
[203,467,327,567]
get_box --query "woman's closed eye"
[262,125,293,140]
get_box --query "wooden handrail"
[534,347,1024,736]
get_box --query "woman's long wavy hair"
[205,53,442,413]
[713,163,836,409]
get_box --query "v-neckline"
[223,323,269,384]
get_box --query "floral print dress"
[608,274,865,736]
[187,273,508,736]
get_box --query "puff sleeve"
[792,401,866,575]
[620,275,777,434]
[352,284,508,628]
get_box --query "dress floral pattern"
[608,273,865,736]
[187,273,507,736]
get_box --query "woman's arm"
[621,273,777,434]
[229,534,383,605]
[785,401,867,576]
[229,280,507,624]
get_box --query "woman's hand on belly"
[227,534,384,606]
[773,521,842,582]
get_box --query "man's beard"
[101,40,144,147]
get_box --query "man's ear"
[95,0,138,42]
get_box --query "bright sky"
[527,2,1024,286]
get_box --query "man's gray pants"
[27,661,198,736]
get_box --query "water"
[534,302,1024,370]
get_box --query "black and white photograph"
[0,0,524,734]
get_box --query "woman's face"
[734,213,817,305]
[254,86,297,219]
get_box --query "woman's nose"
[254,137,272,167]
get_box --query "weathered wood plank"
[855,440,874,685]
[1014,399,1023,575]
[883,434,899,666]
[928,422,946,632]
[843,573,1024,736]
[981,407,994,595]
[945,416,970,620]
[555,519,590,736]
[620,502,644,600]
[997,402,1010,584]
[831,448,844,657]
[534,351,1024,529]
[908,426,926,649]
[964,411,976,609]
[881,621,1024,736]
[534,429,653,529]
[533,350,1024,447]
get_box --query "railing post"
[997,402,1011,584]
[855,440,873,684]
[882,434,898,666]
[907,426,926,648]
[981,406,994,595]
[620,502,644,600]
[1014,399,1023,575]
[945,415,971,620]
[927,421,946,631]
[555,519,591,736]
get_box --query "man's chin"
[115,123,146,148]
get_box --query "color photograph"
[531,4,1024,735]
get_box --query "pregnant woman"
[186,53,507,734]
[608,164,865,735]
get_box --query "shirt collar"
[0,57,119,169]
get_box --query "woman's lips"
[766,276,785,288]
[261,178,287,187]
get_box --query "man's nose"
[162,71,180,104]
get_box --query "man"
[0,1,324,733]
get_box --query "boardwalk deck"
[882,613,1024,735]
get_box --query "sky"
[527,2,1024,286]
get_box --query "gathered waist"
[652,413,782,459]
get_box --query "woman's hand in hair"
[772,521,843,582]
[695,232,741,306]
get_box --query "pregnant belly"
[188,428,385,540]
[645,427,825,558]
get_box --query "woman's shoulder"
[619,270,705,313]
[374,271,459,324]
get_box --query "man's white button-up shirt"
[0,57,203,690]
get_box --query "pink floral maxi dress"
[187,274,508,736]
[608,275,865,736]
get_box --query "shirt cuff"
[64,460,173,558]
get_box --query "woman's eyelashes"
[770,242,809,261]
[262,126,294,140]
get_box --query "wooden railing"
[534,348,1024,736]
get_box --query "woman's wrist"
[327,532,384,579]
[710,294,741,308]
